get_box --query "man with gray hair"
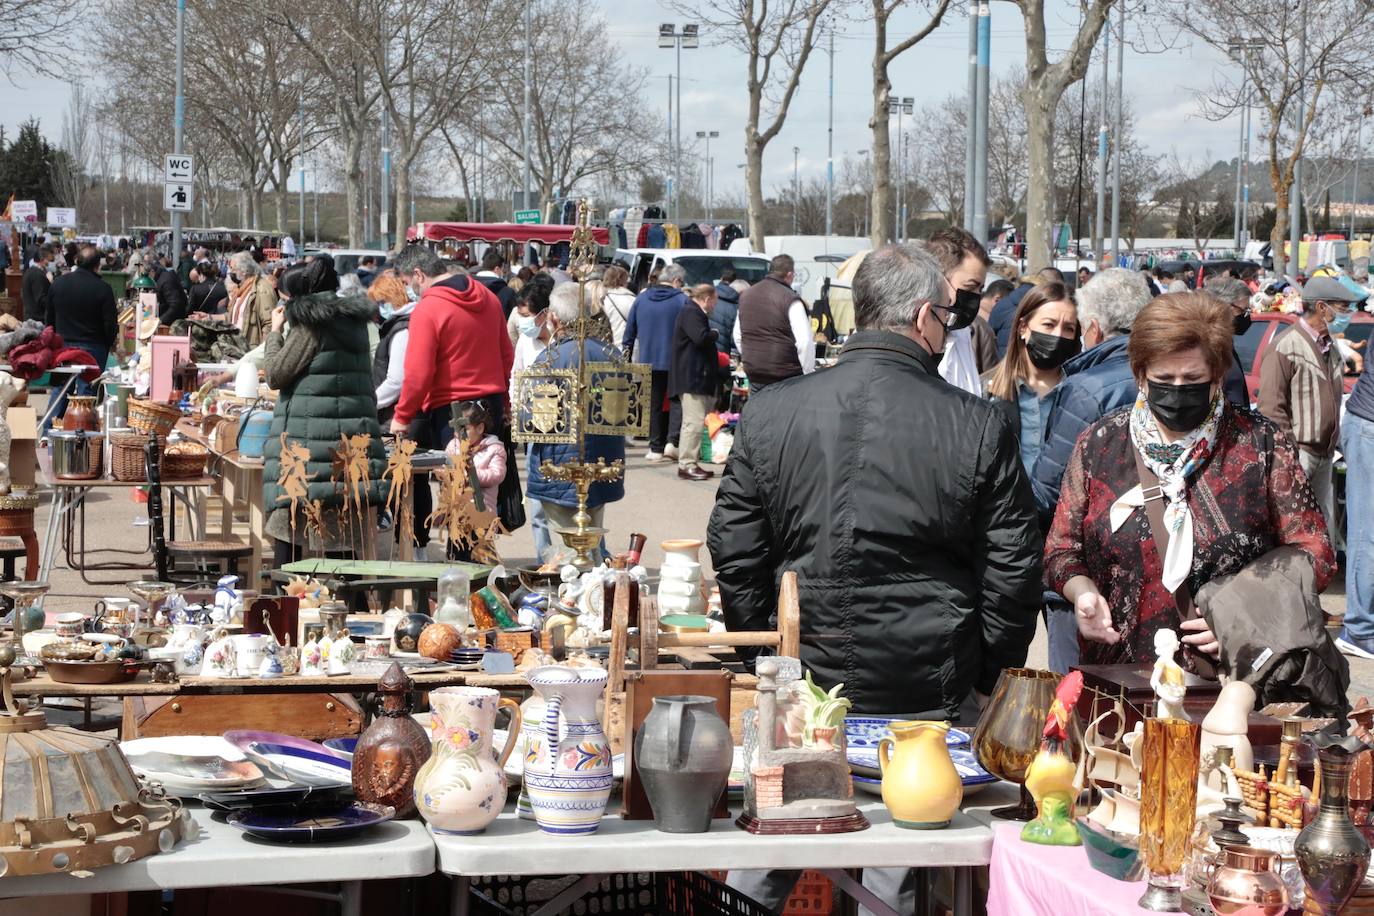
[1204,274,1257,407]
[710,242,1040,909]
[525,282,625,547]
[623,262,688,460]
[1031,266,1152,671]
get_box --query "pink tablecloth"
[986,821,1148,915]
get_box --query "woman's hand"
[1179,616,1221,659]
[270,304,286,333]
[1074,591,1120,645]
[389,418,408,436]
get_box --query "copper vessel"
[1206,845,1289,915]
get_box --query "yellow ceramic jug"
[878,720,963,829]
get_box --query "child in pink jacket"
[445,401,506,512]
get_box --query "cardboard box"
[8,406,36,489]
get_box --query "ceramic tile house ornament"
[738,659,869,834]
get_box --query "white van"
[613,248,771,293]
[728,235,873,302]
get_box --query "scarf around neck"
[1110,391,1224,593]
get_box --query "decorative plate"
[844,717,970,751]
[198,783,353,812]
[226,802,395,843]
[847,747,997,787]
[322,737,358,756]
[223,731,354,787]
[122,736,266,793]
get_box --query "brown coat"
[233,275,278,349]
[1257,322,1344,456]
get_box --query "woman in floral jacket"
[1045,292,1334,668]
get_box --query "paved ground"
[28,390,1373,706]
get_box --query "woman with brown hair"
[1044,292,1334,668]
[984,280,1080,474]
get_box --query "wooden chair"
[166,537,253,582]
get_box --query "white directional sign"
[165,154,195,183]
[47,207,77,228]
[164,182,194,213]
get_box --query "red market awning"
[408,222,610,246]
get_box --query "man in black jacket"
[21,244,53,324]
[710,241,1043,911]
[669,283,719,481]
[473,249,518,317]
[150,257,189,325]
[47,246,118,395]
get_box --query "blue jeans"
[1045,593,1080,673]
[529,489,552,562]
[1343,412,1374,639]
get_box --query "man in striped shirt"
[1258,277,1361,539]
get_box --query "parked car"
[1155,259,1262,286]
[613,248,770,293]
[1239,311,1372,403]
[303,248,389,276]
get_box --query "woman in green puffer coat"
[261,258,386,567]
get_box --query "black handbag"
[496,438,526,532]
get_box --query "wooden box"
[619,668,732,821]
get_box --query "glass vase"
[1138,717,1200,911]
[972,668,1082,820]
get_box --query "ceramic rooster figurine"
[1022,670,1084,846]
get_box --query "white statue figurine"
[0,371,27,495]
[1150,628,1189,721]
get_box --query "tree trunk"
[870,65,893,246]
[393,145,413,254]
[344,125,364,248]
[1272,181,1291,273]
[745,133,766,250]
[276,161,291,235]
[1024,85,1058,271]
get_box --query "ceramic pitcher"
[413,686,522,834]
[515,692,567,820]
[635,695,732,833]
[523,665,613,835]
[879,720,963,829]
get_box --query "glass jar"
[435,567,472,627]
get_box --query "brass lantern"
[0,659,192,876]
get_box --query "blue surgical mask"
[379,302,397,320]
[518,315,539,338]
[1328,307,1354,334]
[406,285,420,303]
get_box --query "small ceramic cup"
[364,635,391,659]
[53,612,88,640]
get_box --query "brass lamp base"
[555,525,606,571]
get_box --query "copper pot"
[1206,845,1289,915]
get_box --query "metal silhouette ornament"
[585,364,649,437]
[512,372,578,444]
[428,439,502,564]
[276,434,326,545]
[331,433,376,556]
[383,438,418,549]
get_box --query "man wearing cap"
[1258,276,1360,536]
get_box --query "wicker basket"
[162,445,208,480]
[110,431,156,482]
[128,398,181,437]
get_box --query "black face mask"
[946,287,981,331]
[1147,380,1214,433]
[1025,330,1081,370]
[1233,311,1253,336]
[229,272,241,285]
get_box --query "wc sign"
[164,154,194,183]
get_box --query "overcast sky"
[0,0,1241,198]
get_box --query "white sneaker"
[644,450,664,462]
[664,444,679,459]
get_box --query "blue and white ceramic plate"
[199,783,353,812]
[847,747,997,787]
[223,731,354,787]
[844,717,970,752]
[226,802,394,843]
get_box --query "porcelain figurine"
[523,665,613,835]
[636,695,733,833]
[1201,680,1256,779]
[879,721,963,830]
[300,635,323,676]
[1150,629,1188,721]
[257,648,283,679]
[1022,671,1085,845]
[798,670,851,749]
[355,663,433,818]
[200,629,238,678]
[0,371,25,495]
[213,574,243,624]
[414,685,521,833]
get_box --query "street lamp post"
[793,146,801,234]
[697,130,719,222]
[659,23,699,222]
[888,96,913,242]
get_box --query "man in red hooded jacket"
[389,245,514,446]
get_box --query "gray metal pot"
[50,429,105,480]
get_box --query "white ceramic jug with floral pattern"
[413,686,521,834]
[522,665,612,835]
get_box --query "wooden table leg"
[21,528,38,580]
[218,465,236,538]
[248,465,265,588]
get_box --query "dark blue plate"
[322,737,358,756]
[226,802,394,843]
[198,783,352,812]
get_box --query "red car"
[1239,312,1372,404]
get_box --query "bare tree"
[0,0,81,74]
[912,96,967,226]
[1170,0,1373,271]
[51,83,94,211]
[1157,152,1232,254]
[1296,95,1361,234]
[866,0,951,245]
[682,0,835,248]
[1011,0,1117,269]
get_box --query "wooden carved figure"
[353,662,431,818]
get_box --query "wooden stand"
[0,501,40,580]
